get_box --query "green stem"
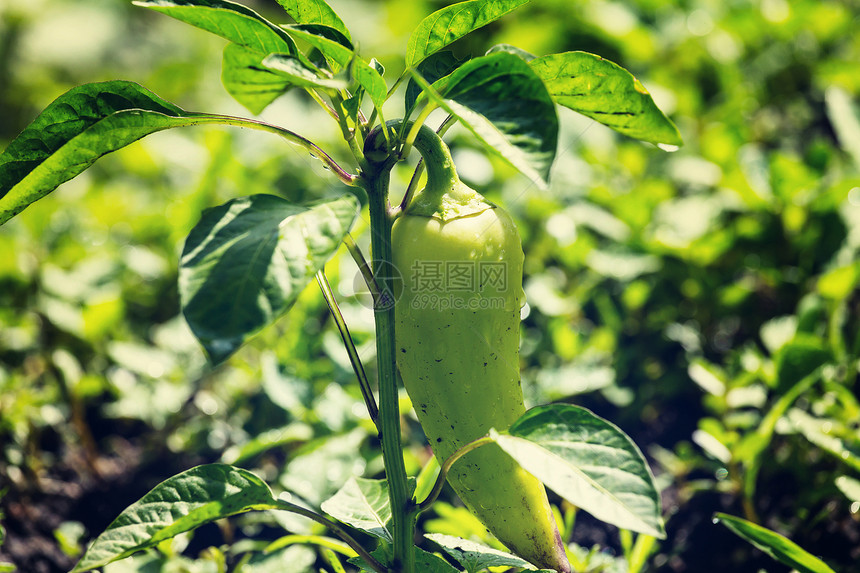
[416,436,495,513]
[363,154,416,573]
[316,270,379,428]
[396,114,458,215]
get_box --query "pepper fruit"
[391,124,571,573]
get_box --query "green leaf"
[133,0,297,55]
[492,404,665,538]
[0,81,229,225]
[222,43,296,115]
[415,51,558,188]
[179,194,359,364]
[486,43,536,62]
[404,50,467,117]
[276,0,352,42]
[715,513,836,573]
[349,545,458,573]
[281,24,387,110]
[405,0,531,67]
[787,409,860,472]
[424,533,533,573]
[263,53,350,92]
[774,335,831,393]
[530,51,682,146]
[72,464,279,572]
[320,477,394,542]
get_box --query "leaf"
[424,533,535,572]
[222,43,296,115]
[349,545,458,573]
[179,194,359,364]
[787,409,860,472]
[715,513,836,573]
[405,0,531,67]
[133,0,297,56]
[492,404,665,538]
[281,24,387,110]
[134,0,301,114]
[276,0,352,42]
[774,335,831,393]
[825,86,860,167]
[404,50,467,117]
[0,81,230,225]
[320,477,394,542]
[263,53,351,92]
[530,51,682,146]
[72,464,279,572]
[415,52,558,188]
[486,43,536,62]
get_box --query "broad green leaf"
[492,404,665,538]
[416,52,558,188]
[530,51,682,146]
[281,24,387,109]
[276,0,352,42]
[405,0,530,67]
[179,194,359,364]
[404,50,467,117]
[72,464,279,572]
[222,43,296,115]
[424,534,533,573]
[263,53,350,92]
[320,477,394,542]
[133,0,297,56]
[0,81,232,225]
[715,513,836,573]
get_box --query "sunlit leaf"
[404,50,467,116]
[492,404,665,538]
[179,194,359,364]
[276,0,352,42]
[0,81,227,225]
[425,534,534,572]
[530,51,682,146]
[263,53,350,92]
[72,465,279,572]
[715,513,836,573]
[280,24,387,109]
[321,477,394,542]
[414,52,558,188]
[222,43,296,115]
[405,0,530,67]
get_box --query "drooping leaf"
[404,50,467,117]
[263,53,350,92]
[133,0,298,56]
[425,534,534,572]
[276,0,352,42]
[179,194,359,364]
[414,51,558,188]
[222,43,296,115]
[320,477,395,542]
[530,51,682,146]
[72,464,280,572]
[405,0,530,67]
[280,24,387,109]
[0,81,229,225]
[715,513,836,573]
[492,404,665,538]
[134,0,301,114]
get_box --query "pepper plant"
[1,1,685,572]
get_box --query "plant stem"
[364,157,416,573]
[316,270,379,428]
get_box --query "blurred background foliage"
[1,0,859,572]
